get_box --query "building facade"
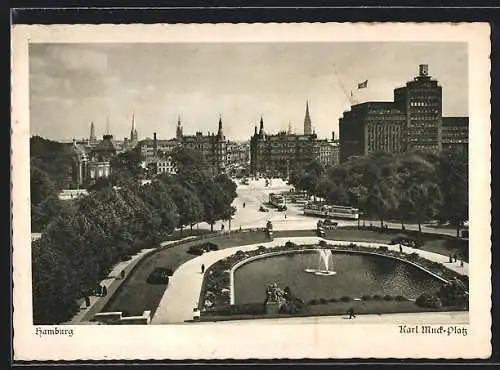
[180,117,227,177]
[226,141,250,169]
[394,64,443,153]
[317,139,339,167]
[137,136,179,163]
[339,102,405,162]
[442,117,468,157]
[250,116,322,178]
[68,134,116,187]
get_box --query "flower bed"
[199,240,469,317]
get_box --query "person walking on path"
[347,307,356,319]
[201,264,205,274]
[399,244,403,253]
[101,285,108,297]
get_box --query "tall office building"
[339,102,406,162]
[394,64,443,153]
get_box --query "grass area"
[198,300,466,322]
[103,230,273,316]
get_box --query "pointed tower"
[90,121,96,144]
[304,101,312,135]
[217,115,225,140]
[287,121,292,135]
[176,117,183,141]
[259,115,264,137]
[130,112,138,143]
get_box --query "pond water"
[233,250,444,304]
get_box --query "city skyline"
[30,42,468,142]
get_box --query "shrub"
[309,299,318,305]
[329,298,339,303]
[340,296,351,302]
[146,267,170,285]
[361,295,372,301]
[407,252,419,260]
[395,295,408,302]
[206,242,219,251]
[285,241,297,248]
[415,293,442,309]
[257,245,266,252]
[383,295,394,301]
[187,244,206,255]
[318,298,327,305]
[372,294,383,301]
[348,243,357,248]
[378,246,389,252]
[318,240,327,247]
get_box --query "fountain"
[305,249,337,276]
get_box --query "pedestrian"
[449,254,453,263]
[85,296,91,308]
[120,270,125,279]
[284,213,287,219]
[454,254,458,263]
[347,307,356,319]
[201,264,205,274]
[460,259,464,267]
[399,244,403,253]
[101,285,107,297]
[243,202,246,208]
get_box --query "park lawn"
[102,230,273,317]
[198,300,466,322]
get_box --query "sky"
[29,42,468,142]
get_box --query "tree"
[139,181,179,234]
[30,166,55,206]
[31,195,76,232]
[437,153,468,236]
[164,181,204,233]
[32,237,80,324]
[408,180,443,233]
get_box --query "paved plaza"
[197,178,460,236]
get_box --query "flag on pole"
[357,80,368,89]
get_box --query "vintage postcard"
[12,22,491,360]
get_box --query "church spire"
[217,114,224,138]
[259,115,264,133]
[130,112,138,142]
[176,116,183,140]
[90,121,96,143]
[304,100,312,135]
